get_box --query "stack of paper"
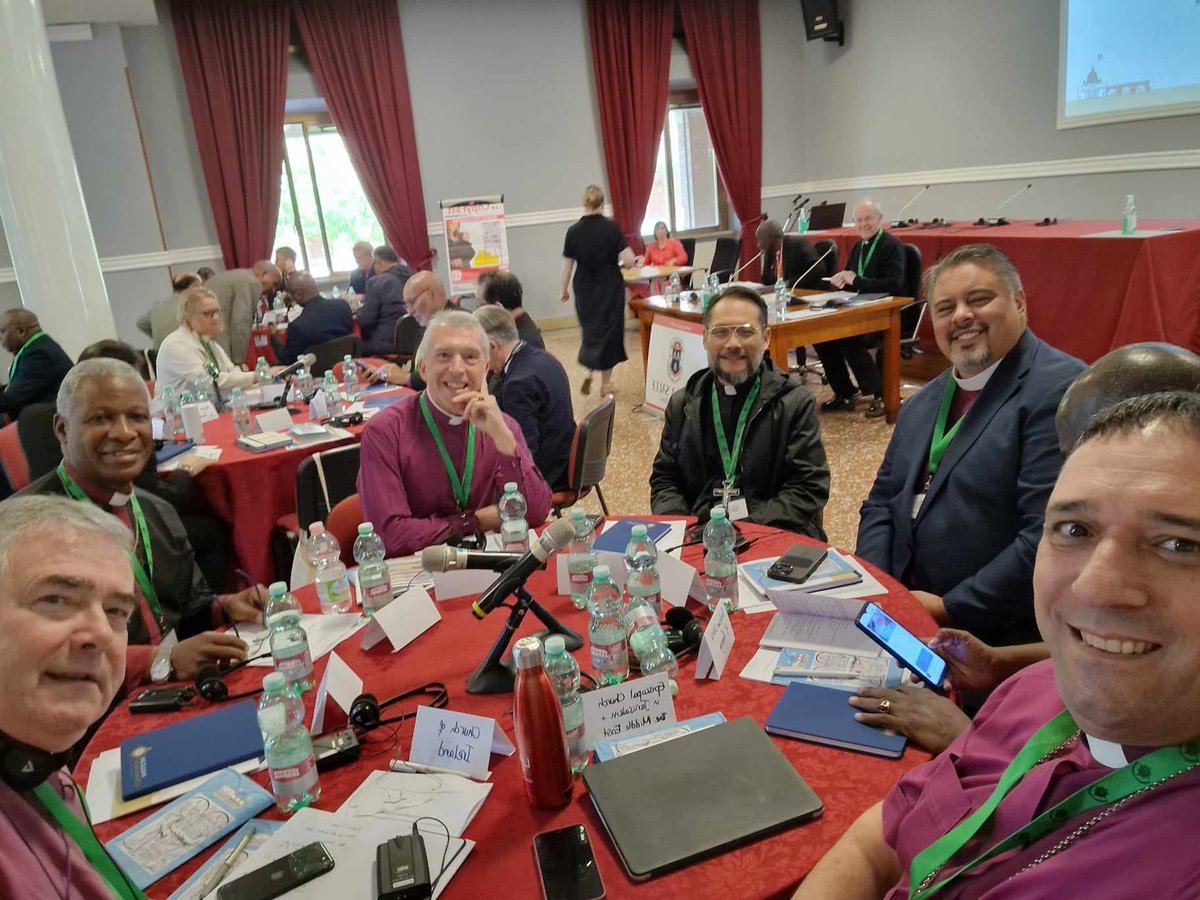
[236,613,367,667]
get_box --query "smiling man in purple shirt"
[796,391,1200,899]
[357,309,550,556]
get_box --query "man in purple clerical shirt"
[357,309,551,557]
[795,391,1200,899]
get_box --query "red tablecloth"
[78,523,936,899]
[809,220,1200,362]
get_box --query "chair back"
[781,235,822,287]
[708,237,742,283]
[813,239,839,278]
[567,394,616,495]
[900,243,926,345]
[144,348,158,381]
[16,402,60,482]
[679,238,697,288]
[309,334,362,378]
[393,314,423,362]
[902,244,923,301]
[0,422,30,492]
[325,493,364,567]
[295,444,361,532]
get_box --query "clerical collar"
[425,392,465,426]
[1084,733,1129,768]
[502,341,526,377]
[715,365,764,397]
[953,357,1003,392]
[63,462,132,507]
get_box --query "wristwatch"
[150,630,179,684]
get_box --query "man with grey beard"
[857,244,1084,646]
[650,286,830,538]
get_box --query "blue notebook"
[593,518,672,553]
[764,680,907,759]
[120,700,265,800]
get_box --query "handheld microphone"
[791,243,836,291]
[421,545,525,574]
[273,352,317,383]
[469,518,576,620]
[891,184,930,227]
[730,250,764,282]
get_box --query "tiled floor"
[540,324,936,551]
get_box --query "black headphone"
[664,607,705,659]
[193,652,272,703]
[0,732,69,791]
[348,682,448,731]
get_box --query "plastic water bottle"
[161,387,184,440]
[624,595,679,679]
[321,371,341,415]
[341,355,360,404]
[1121,194,1137,235]
[191,374,213,406]
[566,509,597,611]
[799,205,811,233]
[703,506,739,612]
[308,523,353,614]
[353,522,393,616]
[624,524,662,618]
[667,270,681,304]
[331,285,341,300]
[295,366,314,401]
[774,277,790,324]
[230,388,254,437]
[255,356,271,382]
[264,581,313,692]
[499,482,529,552]
[257,673,321,813]
[179,389,194,406]
[587,565,629,685]
[346,286,356,302]
[543,635,588,774]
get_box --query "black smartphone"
[855,602,948,690]
[217,842,335,900]
[533,825,605,900]
[766,544,828,584]
[130,687,192,714]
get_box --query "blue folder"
[119,700,264,800]
[764,680,907,759]
[593,518,672,553]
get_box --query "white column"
[0,0,115,359]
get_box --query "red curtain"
[586,0,674,250]
[171,0,289,269]
[293,0,432,270]
[680,0,764,278]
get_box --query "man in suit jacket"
[474,305,574,491]
[358,244,412,355]
[857,244,1084,646]
[0,310,73,420]
[271,271,354,366]
[815,199,907,418]
[203,262,281,365]
[137,272,201,351]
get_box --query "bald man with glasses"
[650,286,830,537]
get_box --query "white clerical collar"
[109,490,131,507]
[1084,733,1129,768]
[426,392,465,426]
[953,357,1004,392]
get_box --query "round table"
[78,522,937,898]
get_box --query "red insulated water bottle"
[512,636,574,809]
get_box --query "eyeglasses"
[706,324,762,340]
[199,310,221,319]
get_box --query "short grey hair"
[0,496,131,579]
[922,243,1023,303]
[473,305,519,346]
[856,198,883,218]
[57,358,149,418]
[179,285,218,327]
[415,310,490,368]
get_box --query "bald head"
[251,260,282,292]
[756,220,783,253]
[1056,342,1200,452]
[0,308,42,354]
[403,271,448,326]
[287,271,320,305]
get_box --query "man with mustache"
[650,286,830,537]
[357,310,550,556]
[857,244,1084,646]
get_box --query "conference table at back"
[79,521,938,899]
[810,218,1200,362]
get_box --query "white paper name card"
[254,407,294,434]
[311,651,363,733]
[554,550,628,596]
[581,672,676,750]
[360,586,441,652]
[410,707,515,780]
[695,600,735,680]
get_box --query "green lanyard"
[33,782,145,900]
[198,337,220,369]
[856,229,884,277]
[56,463,163,625]
[710,375,761,485]
[8,331,48,381]
[419,393,476,510]
[927,379,964,477]
[909,709,1200,898]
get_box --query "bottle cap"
[262,672,286,692]
[570,507,585,520]
[593,563,610,579]
[308,523,325,536]
[268,581,287,596]
[711,506,727,520]
[231,388,242,398]
[358,523,373,535]
[504,481,517,492]
[512,635,545,669]
[544,635,566,656]
[630,524,647,538]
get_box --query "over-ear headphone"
[664,607,705,659]
[348,682,449,731]
[0,732,68,791]
[194,653,271,703]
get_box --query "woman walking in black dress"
[560,185,636,395]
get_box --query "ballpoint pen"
[195,825,256,898]
[774,668,864,680]
[389,758,478,779]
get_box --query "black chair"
[900,243,925,359]
[813,239,840,278]
[551,394,617,517]
[781,235,823,288]
[17,402,60,482]
[271,444,362,580]
[393,314,423,363]
[144,347,158,381]
[706,237,742,283]
[679,237,697,288]
[308,334,361,378]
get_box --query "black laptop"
[806,201,846,231]
[583,717,824,880]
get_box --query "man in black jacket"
[0,310,73,421]
[357,245,412,355]
[814,199,906,418]
[271,271,354,365]
[650,286,830,538]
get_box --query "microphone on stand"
[272,352,317,383]
[891,184,930,228]
[730,250,764,283]
[791,243,837,291]
[466,519,577,620]
[977,183,1032,227]
[421,545,527,574]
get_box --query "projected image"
[1060,0,1200,127]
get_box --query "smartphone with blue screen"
[855,602,947,690]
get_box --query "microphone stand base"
[466,588,583,695]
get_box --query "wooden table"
[629,290,913,423]
[622,264,699,285]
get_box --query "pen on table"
[775,668,864,680]
[196,825,256,898]
[390,759,475,779]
